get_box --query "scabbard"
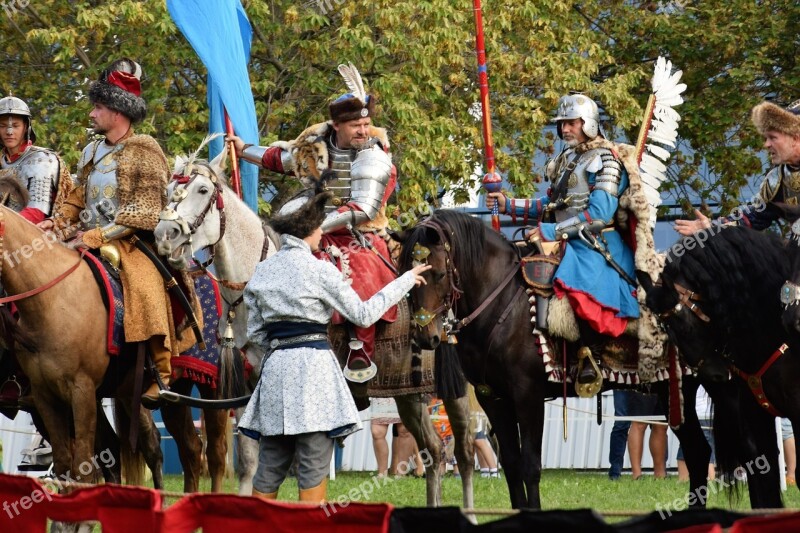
[129,235,206,350]
[578,227,638,288]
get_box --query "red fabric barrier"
[162,493,392,533]
[0,473,162,532]
[729,512,800,532]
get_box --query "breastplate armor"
[779,166,800,207]
[79,141,122,229]
[0,147,59,214]
[548,148,600,222]
[325,138,357,213]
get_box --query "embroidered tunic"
[238,234,417,438]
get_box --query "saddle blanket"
[83,253,223,386]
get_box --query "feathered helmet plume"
[329,62,376,123]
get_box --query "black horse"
[397,209,719,509]
[641,225,798,507]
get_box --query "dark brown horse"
[641,225,796,507]
[396,209,743,509]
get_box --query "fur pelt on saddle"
[270,121,392,232]
[558,138,669,382]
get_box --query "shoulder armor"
[588,148,623,197]
[77,141,102,180]
[760,167,781,203]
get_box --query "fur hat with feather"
[752,99,800,139]
[329,62,377,123]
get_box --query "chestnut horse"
[154,148,475,507]
[0,206,163,487]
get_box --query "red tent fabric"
[162,493,392,533]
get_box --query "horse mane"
[398,209,491,278]
[662,226,789,335]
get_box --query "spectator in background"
[608,390,632,480]
[627,390,667,479]
[369,397,401,478]
[783,418,796,487]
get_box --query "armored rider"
[486,94,639,386]
[228,63,397,384]
[0,95,72,223]
[676,99,800,234]
[43,58,189,408]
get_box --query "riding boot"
[141,339,172,410]
[298,478,327,504]
[252,488,278,500]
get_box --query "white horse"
[153,144,474,507]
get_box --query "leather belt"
[267,333,329,350]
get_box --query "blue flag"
[167,0,259,212]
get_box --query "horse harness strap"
[661,282,710,323]
[0,249,87,305]
[456,261,521,331]
[729,343,787,417]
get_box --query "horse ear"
[635,269,655,292]
[209,143,230,176]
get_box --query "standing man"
[675,99,800,234]
[45,58,185,408]
[228,63,397,386]
[0,95,71,223]
[486,94,639,387]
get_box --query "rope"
[461,507,799,518]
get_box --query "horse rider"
[0,95,72,223]
[238,183,429,503]
[41,58,193,408]
[675,99,800,233]
[227,62,398,385]
[486,93,639,386]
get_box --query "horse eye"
[433,272,446,282]
[198,186,210,194]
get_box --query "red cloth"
[729,512,800,532]
[18,207,46,224]
[0,474,161,533]
[553,280,628,337]
[107,71,142,96]
[4,142,32,163]
[162,493,392,533]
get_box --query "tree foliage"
[0,0,797,218]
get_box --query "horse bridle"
[411,217,521,336]
[656,281,710,323]
[159,163,226,270]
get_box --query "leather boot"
[252,488,278,500]
[141,339,172,410]
[298,478,327,504]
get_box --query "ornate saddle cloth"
[83,253,223,386]
[329,297,435,398]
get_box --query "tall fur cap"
[751,100,800,138]
[88,58,147,124]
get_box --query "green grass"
[161,469,800,523]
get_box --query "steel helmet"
[552,93,600,140]
[0,96,36,142]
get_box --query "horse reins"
[0,214,86,306]
[656,281,710,323]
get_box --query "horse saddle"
[521,241,562,331]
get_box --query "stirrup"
[343,342,377,383]
[575,346,603,398]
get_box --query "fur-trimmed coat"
[266,121,395,232]
[54,134,193,354]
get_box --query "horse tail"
[434,342,467,400]
[0,305,37,353]
[114,401,147,486]
[216,336,246,399]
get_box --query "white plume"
[337,62,367,105]
[173,132,225,175]
[637,56,686,229]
